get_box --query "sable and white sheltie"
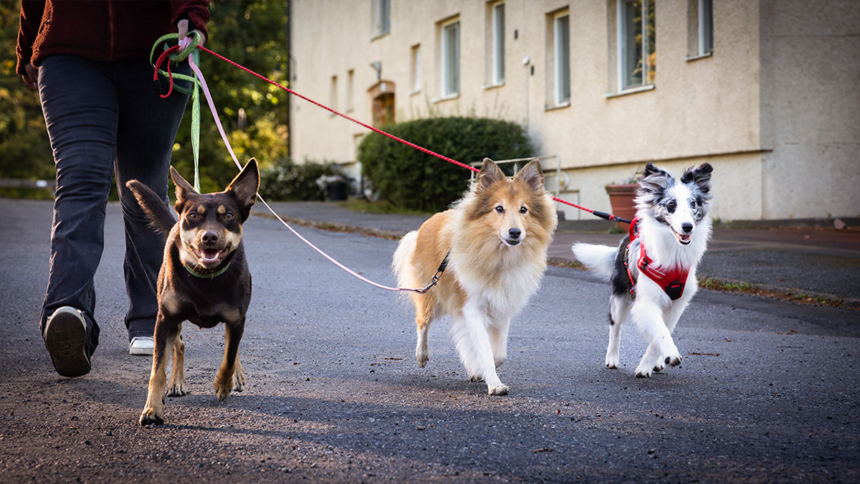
[572,163,713,378]
[393,158,557,395]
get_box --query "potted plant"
[605,171,641,229]
[316,173,351,201]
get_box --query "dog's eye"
[495,205,504,213]
[689,200,696,208]
[188,212,199,220]
[223,212,234,220]
[667,200,677,213]
[519,206,528,214]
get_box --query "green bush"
[357,117,533,212]
[258,158,333,201]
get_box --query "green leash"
[150,32,203,192]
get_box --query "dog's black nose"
[201,231,219,245]
[681,223,693,233]
[508,228,521,239]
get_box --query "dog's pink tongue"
[203,249,219,260]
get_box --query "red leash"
[165,45,631,224]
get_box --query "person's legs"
[37,55,120,361]
[113,59,190,341]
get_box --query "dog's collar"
[183,261,231,279]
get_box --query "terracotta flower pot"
[605,184,639,229]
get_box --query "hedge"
[357,117,533,212]
[258,158,333,201]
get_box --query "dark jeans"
[37,55,190,356]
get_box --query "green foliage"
[0,0,289,196]
[357,117,533,212]
[0,3,54,181]
[258,158,333,201]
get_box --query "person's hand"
[22,63,38,90]
[176,19,206,52]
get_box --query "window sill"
[605,84,655,99]
[409,89,422,96]
[544,101,570,112]
[432,93,460,104]
[483,81,505,91]
[685,51,713,62]
[370,31,390,42]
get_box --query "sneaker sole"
[45,308,91,377]
[129,345,154,356]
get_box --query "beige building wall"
[290,0,859,221]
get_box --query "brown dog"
[126,159,259,426]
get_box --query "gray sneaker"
[44,306,91,377]
[129,336,154,356]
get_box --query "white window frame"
[617,0,654,91]
[372,0,390,39]
[441,19,460,98]
[553,12,571,106]
[492,2,506,86]
[411,44,422,93]
[346,70,354,112]
[330,75,338,112]
[698,0,713,56]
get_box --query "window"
[698,0,713,55]
[553,13,571,105]
[372,0,390,38]
[491,2,505,85]
[618,0,655,90]
[346,70,354,112]
[330,75,338,111]
[441,19,460,97]
[411,45,422,93]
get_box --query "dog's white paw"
[469,374,484,383]
[488,384,509,396]
[605,352,620,369]
[652,364,664,373]
[494,356,506,368]
[664,353,683,367]
[634,363,653,378]
[416,351,428,368]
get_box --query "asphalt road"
[1,198,859,483]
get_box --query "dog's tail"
[572,243,617,281]
[125,180,176,235]
[392,230,419,288]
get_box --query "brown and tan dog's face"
[464,158,553,248]
[171,159,260,269]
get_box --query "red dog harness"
[624,217,690,301]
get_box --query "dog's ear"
[515,159,545,192]
[477,158,506,191]
[170,166,198,209]
[227,158,260,219]
[637,163,673,202]
[680,163,713,196]
[642,163,668,180]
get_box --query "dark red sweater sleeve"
[171,0,211,41]
[16,0,46,76]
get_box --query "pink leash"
[188,57,426,294]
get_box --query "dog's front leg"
[167,324,187,396]
[630,295,681,378]
[453,304,509,396]
[488,319,510,368]
[214,321,245,401]
[606,294,632,369]
[140,314,179,425]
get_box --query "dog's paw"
[139,407,164,426]
[214,380,232,402]
[167,382,188,397]
[494,356,506,368]
[652,363,664,373]
[605,353,620,369]
[664,353,683,367]
[488,384,510,396]
[634,365,653,378]
[469,375,484,383]
[233,369,246,393]
[416,352,428,368]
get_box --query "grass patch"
[548,257,584,270]
[698,276,853,310]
